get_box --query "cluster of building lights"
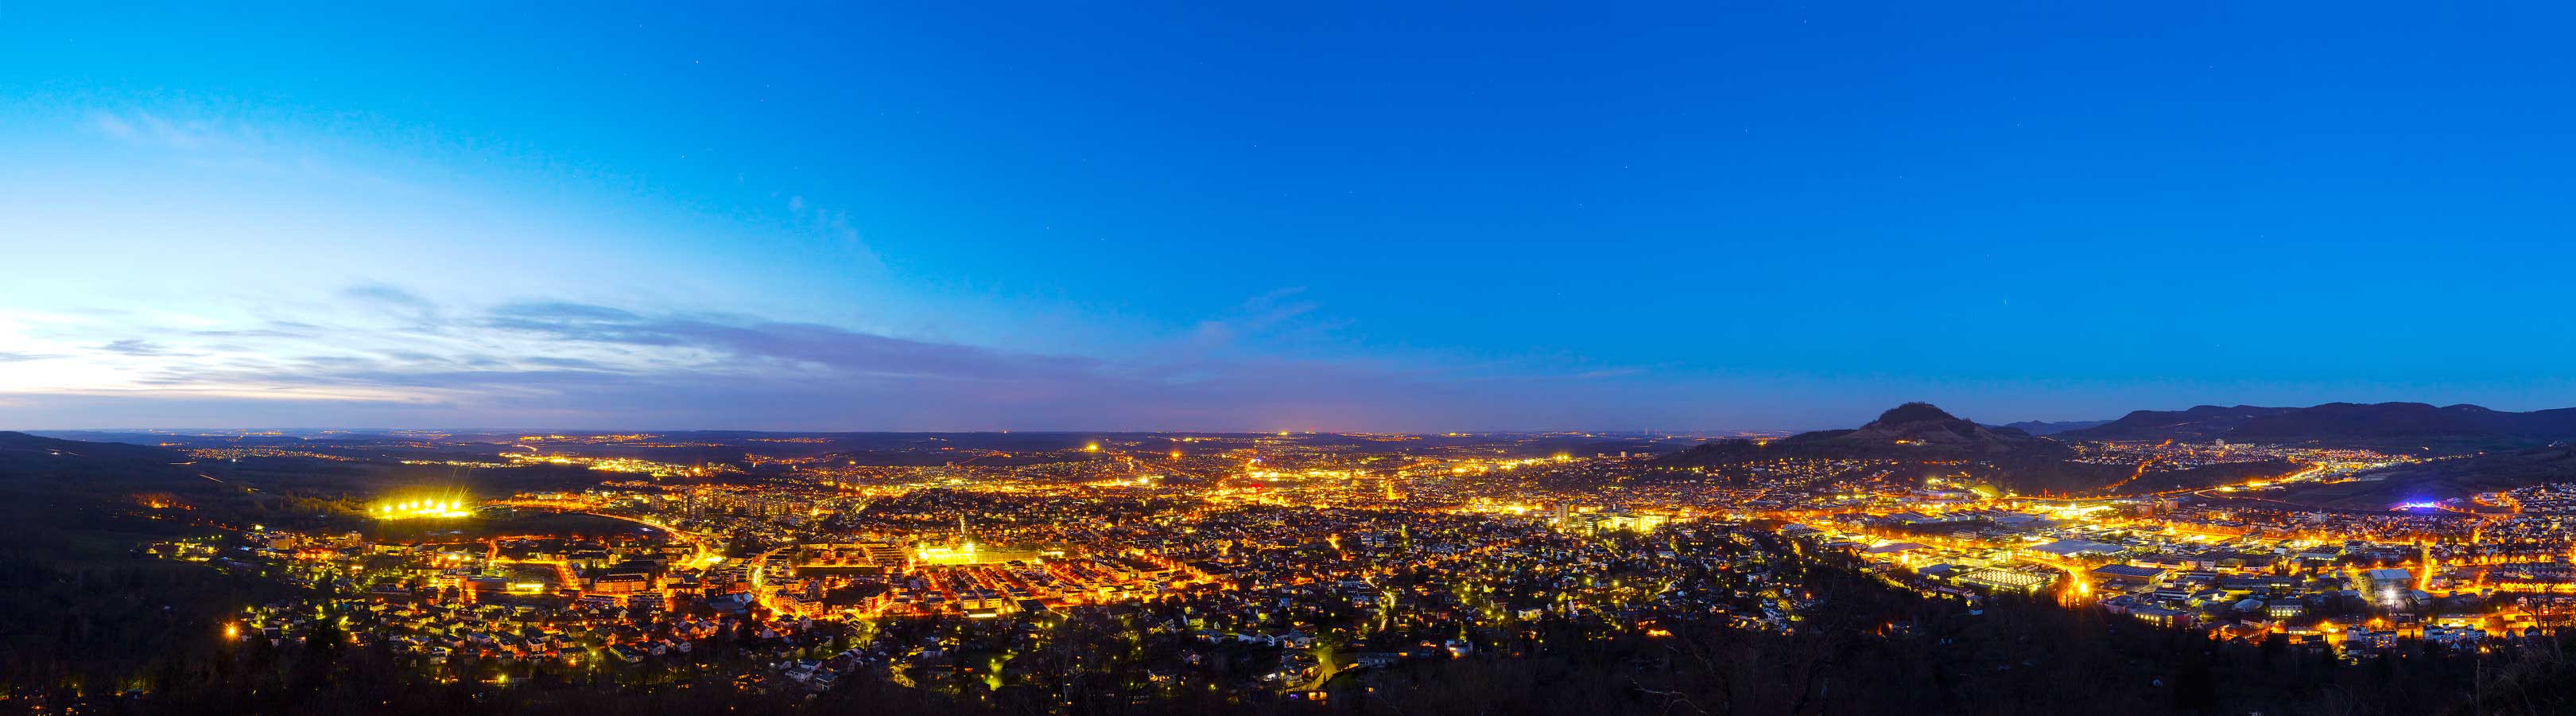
[374,496,473,519]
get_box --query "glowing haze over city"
[8,4,2576,716]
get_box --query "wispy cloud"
[87,111,285,159]
[0,286,1659,430]
[88,112,220,150]
[773,189,882,271]
[343,283,440,320]
[99,339,190,357]
[77,107,413,197]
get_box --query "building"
[2353,568,2414,605]
[1957,568,2052,594]
[2024,539,2124,560]
[2089,563,2166,587]
[1863,542,1934,566]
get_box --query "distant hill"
[0,432,233,563]
[2056,405,2298,441]
[2060,403,2576,450]
[1995,419,2112,436]
[1659,403,2065,467]
[1771,403,2072,458]
[0,430,215,509]
[1657,403,2291,496]
[0,430,199,487]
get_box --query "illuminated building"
[914,541,982,566]
[913,516,1047,566]
[1957,568,2052,593]
[373,494,474,519]
[2089,563,2166,587]
[2354,568,2415,606]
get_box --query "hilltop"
[1770,403,2071,457]
[1656,402,2069,469]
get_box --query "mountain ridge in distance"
[1993,419,2113,436]
[1651,403,2293,496]
[2060,402,2576,449]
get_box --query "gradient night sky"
[6,2,2576,432]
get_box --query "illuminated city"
[11,3,2576,716]
[7,413,2576,714]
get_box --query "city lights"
[111,426,2576,710]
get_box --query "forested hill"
[1655,403,2294,496]
[2061,403,2576,450]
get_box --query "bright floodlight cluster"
[375,496,473,519]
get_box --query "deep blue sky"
[5,2,2576,431]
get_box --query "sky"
[5,2,2576,432]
